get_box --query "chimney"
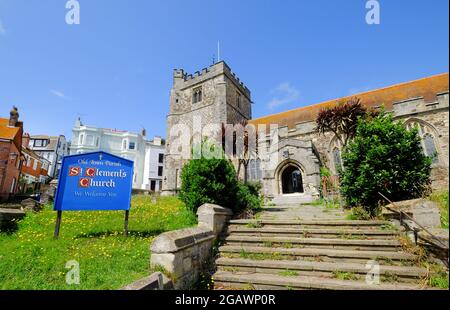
[23,133,31,147]
[153,136,162,146]
[9,106,19,127]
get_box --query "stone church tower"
[162,61,252,195]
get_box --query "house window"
[129,142,136,150]
[10,177,16,193]
[333,148,343,173]
[158,153,164,164]
[86,135,94,146]
[158,166,163,177]
[34,140,42,147]
[33,159,38,171]
[192,86,203,104]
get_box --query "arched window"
[332,148,342,172]
[247,159,262,181]
[423,134,438,163]
[405,119,439,164]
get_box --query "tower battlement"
[172,61,251,98]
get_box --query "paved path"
[259,200,349,221]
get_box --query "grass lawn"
[0,195,196,290]
[429,190,449,229]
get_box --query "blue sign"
[54,151,133,211]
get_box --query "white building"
[143,136,165,192]
[70,118,165,191]
[28,135,69,179]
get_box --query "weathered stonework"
[162,62,449,198]
[150,204,232,289]
[162,62,251,195]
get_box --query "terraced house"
[162,61,449,201]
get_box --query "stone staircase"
[271,194,315,205]
[213,218,432,290]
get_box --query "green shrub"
[179,158,239,213]
[341,112,431,212]
[346,206,372,220]
[237,181,263,211]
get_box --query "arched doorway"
[281,165,304,194]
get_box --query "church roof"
[250,73,449,129]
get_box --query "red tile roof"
[250,73,449,129]
[0,118,22,140]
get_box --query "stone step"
[271,194,315,205]
[213,271,433,290]
[216,258,427,283]
[226,227,399,239]
[219,245,417,264]
[229,219,392,229]
[224,236,401,251]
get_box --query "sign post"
[53,151,134,238]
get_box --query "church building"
[162,61,449,201]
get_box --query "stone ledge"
[151,227,214,253]
[120,272,173,290]
[197,203,233,216]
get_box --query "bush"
[179,158,263,213]
[179,158,239,213]
[237,181,263,211]
[341,112,431,212]
[346,206,372,220]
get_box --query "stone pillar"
[197,203,233,236]
[150,203,232,289]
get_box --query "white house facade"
[28,135,69,179]
[70,118,165,191]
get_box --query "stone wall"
[162,61,252,195]
[150,204,232,289]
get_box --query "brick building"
[20,134,50,193]
[0,107,23,201]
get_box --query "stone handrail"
[150,203,232,289]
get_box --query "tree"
[316,97,375,148]
[221,120,258,183]
[340,112,432,212]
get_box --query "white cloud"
[267,82,300,110]
[50,89,69,99]
[0,19,6,35]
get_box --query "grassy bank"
[429,190,449,229]
[0,195,196,290]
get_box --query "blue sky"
[0,0,448,139]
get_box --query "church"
[161,61,449,200]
